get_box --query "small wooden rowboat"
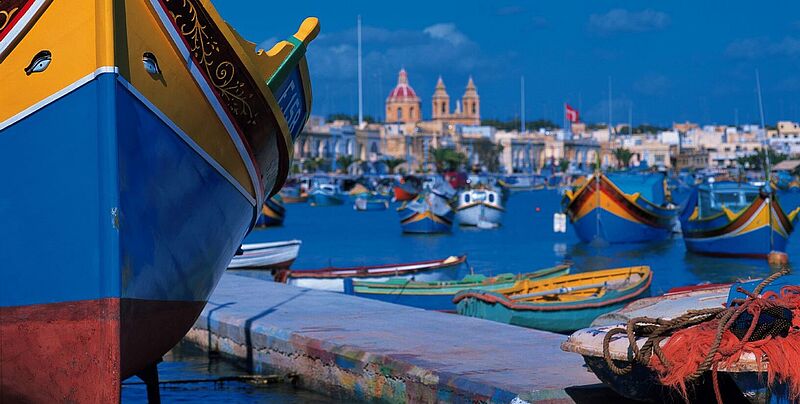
[228,240,302,270]
[275,255,467,292]
[344,264,570,311]
[454,266,652,333]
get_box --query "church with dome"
[385,68,481,126]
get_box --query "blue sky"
[215,1,800,126]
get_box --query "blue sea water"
[246,190,800,294]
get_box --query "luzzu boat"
[255,195,286,227]
[562,172,678,244]
[0,1,317,401]
[455,187,504,227]
[398,192,455,233]
[680,182,800,257]
[453,266,652,334]
[343,264,570,311]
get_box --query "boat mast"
[756,69,774,251]
[520,76,526,133]
[357,15,363,127]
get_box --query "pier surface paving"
[185,273,615,403]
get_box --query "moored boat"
[344,264,570,311]
[275,255,467,292]
[0,2,318,401]
[228,240,302,270]
[453,266,652,333]
[563,172,678,244]
[455,187,504,227]
[280,184,308,203]
[354,192,389,211]
[393,181,419,202]
[308,183,344,206]
[255,195,286,227]
[680,182,800,257]
[398,192,455,233]
[561,277,797,402]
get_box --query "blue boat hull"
[572,208,671,244]
[309,193,344,206]
[684,225,789,257]
[1,74,253,381]
[347,289,457,311]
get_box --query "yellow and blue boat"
[0,1,317,401]
[454,266,652,334]
[562,172,677,244]
[681,182,800,257]
[398,192,455,233]
[255,194,286,227]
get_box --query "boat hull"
[288,266,462,292]
[345,267,570,311]
[455,203,504,226]
[1,74,253,400]
[682,196,797,257]
[564,174,676,244]
[228,241,301,270]
[256,197,286,227]
[354,198,389,211]
[399,211,453,233]
[309,193,344,207]
[455,296,641,334]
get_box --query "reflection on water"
[122,342,342,403]
[244,190,798,296]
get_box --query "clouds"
[298,22,501,117]
[423,23,469,46]
[725,36,800,59]
[588,9,670,35]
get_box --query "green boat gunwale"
[453,268,652,312]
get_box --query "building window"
[441,103,446,114]
[410,107,415,119]
[472,103,476,114]
[397,107,403,120]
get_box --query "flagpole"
[520,76,526,133]
[357,15,363,126]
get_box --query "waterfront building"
[770,121,800,156]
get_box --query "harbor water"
[124,189,800,402]
[243,190,800,292]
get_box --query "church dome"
[387,69,419,101]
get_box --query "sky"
[215,1,800,126]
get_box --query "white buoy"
[553,213,567,233]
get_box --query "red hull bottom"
[1,298,205,403]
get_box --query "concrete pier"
[185,273,612,403]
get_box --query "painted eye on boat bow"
[142,52,161,75]
[25,51,51,76]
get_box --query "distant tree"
[587,123,609,131]
[384,158,406,174]
[482,118,560,132]
[335,155,359,173]
[558,158,570,173]
[634,124,669,134]
[737,149,787,172]
[472,138,504,173]
[430,148,467,172]
[612,148,634,168]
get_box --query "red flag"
[565,104,580,123]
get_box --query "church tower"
[385,68,421,124]
[461,76,480,125]
[432,76,450,120]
